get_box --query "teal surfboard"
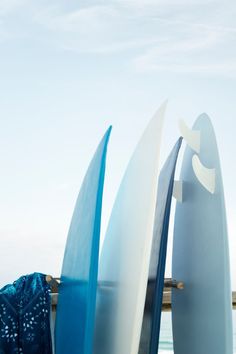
[94,103,167,354]
[139,138,182,354]
[55,127,111,354]
[172,114,233,354]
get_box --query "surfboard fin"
[173,180,183,202]
[192,155,216,194]
[179,119,200,153]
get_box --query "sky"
[0,0,235,288]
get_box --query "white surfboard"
[93,102,167,354]
[172,114,233,354]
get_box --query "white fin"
[173,180,183,202]
[179,119,200,153]
[192,155,216,194]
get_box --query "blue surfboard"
[138,138,182,354]
[172,114,233,354]
[55,127,111,354]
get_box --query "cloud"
[0,0,236,77]
[36,5,118,33]
[32,4,129,53]
[133,23,236,76]
[30,1,236,77]
[0,0,26,15]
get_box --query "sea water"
[159,311,236,353]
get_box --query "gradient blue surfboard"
[55,127,111,354]
[138,138,182,354]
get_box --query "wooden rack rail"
[47,276,236,311]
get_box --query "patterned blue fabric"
[0,273,52,354]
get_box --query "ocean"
[159,311,236,353]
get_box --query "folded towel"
[0,273,52,354]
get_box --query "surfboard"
[172,114,233,354]
[55,127,111,354]
[138,138,182,354]
[93,102,167,354]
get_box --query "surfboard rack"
[46,275,59,293]
[48,276,236,312]
[164,278,184,290]
[46,277,185,291]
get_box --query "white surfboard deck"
[172,114,233,354]
[93,102,167,354]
